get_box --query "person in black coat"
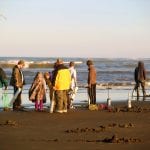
[134,61,146,99]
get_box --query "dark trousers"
[13,86,22,109]
[55,90,68,111]
[88,84,96,104]
[135,81,146,98]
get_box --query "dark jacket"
[0,67,8,89]
[10,65,25,88]
[134,61,146,82]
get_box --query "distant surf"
[0,57,150,88]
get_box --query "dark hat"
[86,60,93,66]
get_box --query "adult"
[10,60,25,110]
[86,60,97,104]
[52,59,71,113]
[134,61,146,99]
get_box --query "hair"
[34,72,43,79]
[138,61,144,68]
[44,72,50,79]
[69,61,75,67]
[18,60,25,66]
[86,60,93,66]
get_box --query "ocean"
[0,57,150,108]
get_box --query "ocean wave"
[78,81,150,89]
[0,60,83,68]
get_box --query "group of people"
[0,58,97,113]
[0,59,147,113]
[28,59,75,113]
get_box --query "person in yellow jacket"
[52,59,71,113]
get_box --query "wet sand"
[0,101,150,150]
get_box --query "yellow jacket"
[54,68,71,90]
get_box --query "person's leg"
[93,84,96,104]
[136,82,140,100]
[13,86,18,110]
[90,85,94,104]
[39,100,43,110]
[13,86,22,110]
[141,82,146,100]
[16,91,22,108]
[67,89,71,109]
[90,84,96,104]
[55,90,63,113]
[35,100,38,110]
[88,87,92,104]
[50,90,56,113]
[63,90,68,112]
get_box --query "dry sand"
[0,101,150,150]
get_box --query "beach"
[0,101,150,150]
[0,57,150,149]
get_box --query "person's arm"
[134,68,137,82]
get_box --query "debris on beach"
[65,126,106,133]
[108,123,135,128]
[30,138,59,142]
[66,134,142,143]
[111,105,150,113]
[102,134,142,143]
[65,122,135,134]
[0,120,19,127]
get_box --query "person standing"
[68,61,78,109]
[10,60,25,110]
[52,59,71,113]
[134,61,146,99]
[29,72,47,111]
[86,60,97,104]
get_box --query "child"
[29,72,47,111]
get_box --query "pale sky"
[0,0,150,58]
